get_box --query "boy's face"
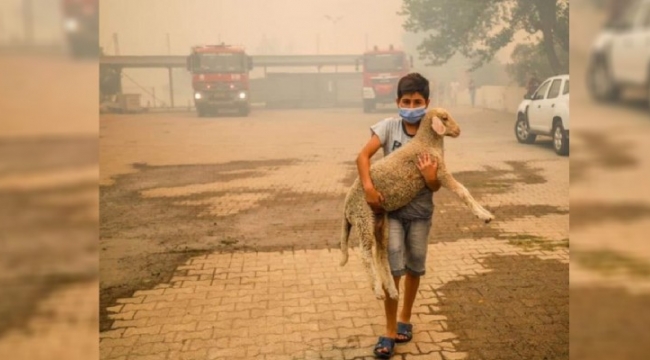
[396,92,429,109]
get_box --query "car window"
[547,79,562,99]
[533,80,551,100]
[563,80,569,95]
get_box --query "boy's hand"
[417,153,438,183]
[364,187,385,214]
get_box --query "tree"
[506,41,568,86]
[400,0,569,75]
[403,30,509,89]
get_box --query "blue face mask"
[399,106,426,124]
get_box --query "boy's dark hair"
[397,73,430,100]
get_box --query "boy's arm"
[427,179,442,192]
[357,135,384,213]
[417,153,441,192]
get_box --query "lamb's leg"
[374,213,399,299]
[437,165,494,223]
[339,216,352,266]
[355,216,385,300]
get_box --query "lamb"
[339,108,494,300]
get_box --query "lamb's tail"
[339,216,353,266]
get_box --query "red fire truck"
[61,0,99,58]
[359,45,413,113]
[186,44,253,117]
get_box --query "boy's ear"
[425,99,430,108]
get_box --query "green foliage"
[506,42,568,86]
[403,30,509,87]
[400,0,568,74]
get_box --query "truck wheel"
[587,59,620,102]
[363,100,375,113]
[238,105,250,117]
[68,37,98,59]
[553,121,569,156]
[515,114,536,144]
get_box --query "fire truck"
[61,0,99,58]
[359,45,413,113]
[186,44,254,117]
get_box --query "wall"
[455,86,527,114]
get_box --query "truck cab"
[61,0,99,58]
[186,45,254,117]
[359,45,413,113]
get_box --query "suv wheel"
[515,114,537,144]
[588,59,620,102]
[553,121,569,156]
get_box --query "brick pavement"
[99,107,569,359]
[100,240,568,360]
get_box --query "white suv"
[514,74,570,156]
[587,0,650,105]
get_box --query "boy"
[356,73,441,358]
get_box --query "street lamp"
[323,14,343,53]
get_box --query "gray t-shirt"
[370,117,434,220]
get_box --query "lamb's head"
[420,108,461,138]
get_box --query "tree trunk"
[534,0,562,75]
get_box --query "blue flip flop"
[373,336,396,359]
[396,322,413,343]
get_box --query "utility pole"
[168,67,175,108]
[0,10,5,43]
[324,15,343,54]
[113,33,120,55]
[22,0,34,45]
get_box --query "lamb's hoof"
[374,286,385,300]
[477,210,495,224]
[388,290,399,300]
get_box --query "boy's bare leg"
[378,276,401,354]
[399,273,420,333]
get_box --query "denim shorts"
[387,217,432,277]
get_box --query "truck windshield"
[196,53,246,73]
[364,53,405,72]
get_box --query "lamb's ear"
[431,116,446,135]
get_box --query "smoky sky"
[99,0,406,55]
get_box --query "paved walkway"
[100,239,567,360]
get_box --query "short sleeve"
[370,119,390,146]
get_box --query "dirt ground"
[440,255,569,359]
